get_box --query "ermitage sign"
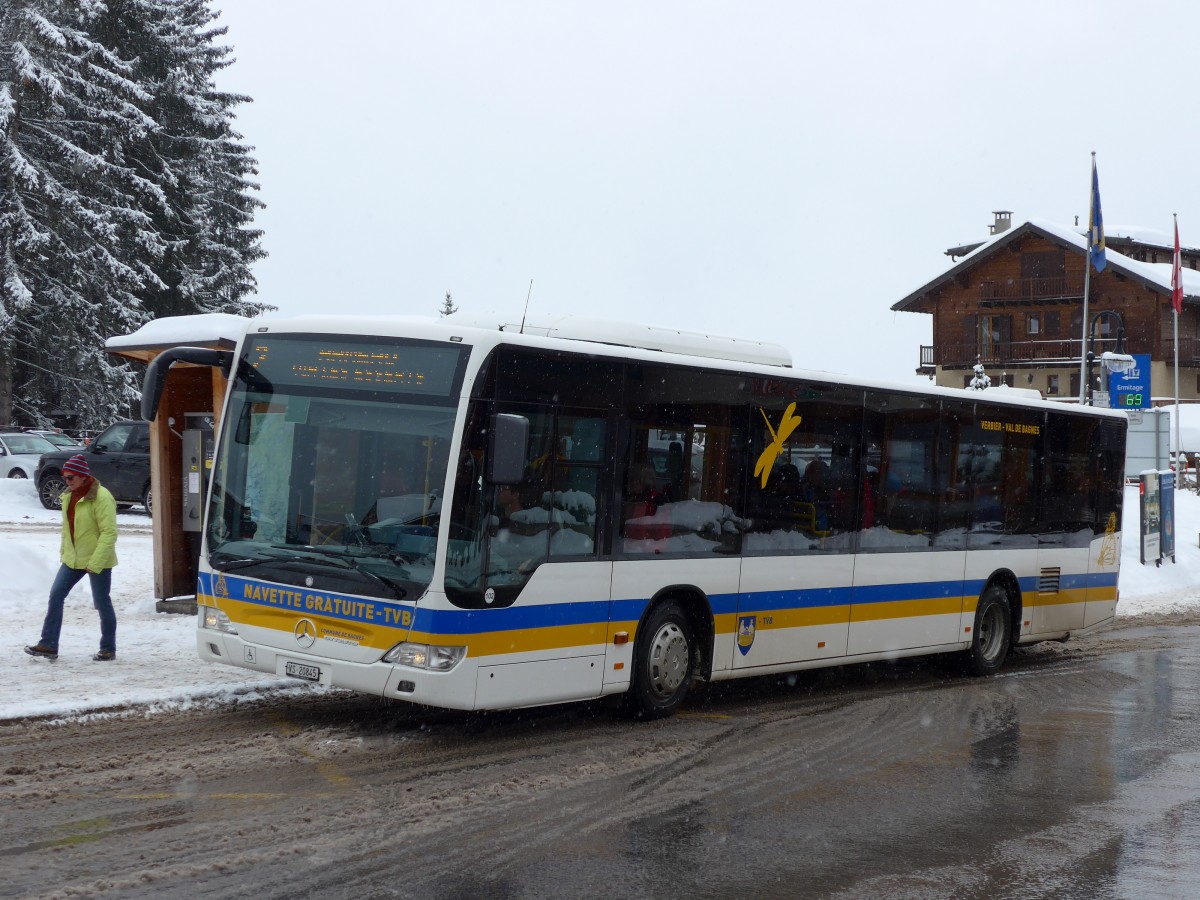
[1110,353,1151,410]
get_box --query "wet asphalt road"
[3,619,1200,899]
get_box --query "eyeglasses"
[63,473,83,482]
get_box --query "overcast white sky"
[211,1,1200,383]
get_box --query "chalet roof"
[894,218,1200,313]
[945,222,1199,259]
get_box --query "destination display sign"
[242,336,466,396]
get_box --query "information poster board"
[1140,471,1161,565]
[1160,470,1176,563]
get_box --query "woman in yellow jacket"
[25,454,119,661]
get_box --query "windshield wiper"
[210,556,268,573]
[271,545,408,600]
[212,546,407,600]
[342,558,408,600]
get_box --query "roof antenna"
[519,279,533,334]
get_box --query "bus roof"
[233,312,1126,421]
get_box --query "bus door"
[850,395,964,656]
[733,386,859,670]
[1034,415,1095,635]
[958,403,1040,640]
[1084,418,1125,628]
[445,395,614,709]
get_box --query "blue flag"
[1088,157,1106,272]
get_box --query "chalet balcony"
[922,338,1120,369]
[1163,338,1200,363]
[977,276,1085,306]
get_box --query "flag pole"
[1079,255,1092,403]
[1173,213,1182,472]
[1079,152,1099,404]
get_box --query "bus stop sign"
[1110,353,1151,410]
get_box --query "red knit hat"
[63,454,91,478]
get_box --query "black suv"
[36,419,152,513]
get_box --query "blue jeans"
[39,564,116,654]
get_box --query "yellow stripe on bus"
[849,596,967,623]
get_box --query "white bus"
[143,314,1126,718]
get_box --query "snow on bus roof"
[107,311,792,369]
[445,311,793,368]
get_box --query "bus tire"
[623,600,695,719]
[960,585,1012,676]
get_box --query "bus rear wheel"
[623,600,695,719]
[960,585,1012,676]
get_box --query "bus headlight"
[383,642,465,671]
[200,605,239,635]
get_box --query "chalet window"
[1001,373,1014,387]
[1020,251,1066,279]
[978,315,1010,360]
[963,375,973,388]
[1047,374,1060,395]
[1070,373,1081,398]
[1027,314,1041,335]
[1044,312,1061,337]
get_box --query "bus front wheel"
[623,600,696,719]
[961,585,1012,676]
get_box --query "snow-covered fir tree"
[440,291,458,317]
[95,0,267,321]
[0,0,268,428]
[1,0,162,426]
[968,357,991,391]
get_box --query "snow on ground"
[1,476,1198,722]
[0,479,311,720]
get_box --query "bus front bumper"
[196,631,479,710]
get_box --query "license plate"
[285,661,321,682]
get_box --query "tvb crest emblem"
[737,615,756,656]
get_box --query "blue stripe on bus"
[201,568,1119,636]
[412,600,612,635]
[745,587,854,611]
[850,581,967,604]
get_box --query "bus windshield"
[205,335,466,601]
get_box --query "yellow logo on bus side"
[754,403,803,488]
[1098,512,1118,567]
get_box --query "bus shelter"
[105,314,249,607]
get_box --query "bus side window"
[861,393,938,550]
[546,414,605,557]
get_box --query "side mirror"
[141,347,234,422]
[487,414,529,485]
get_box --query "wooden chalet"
[893,213,1200,402]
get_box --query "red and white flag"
[1172,216,1184,314]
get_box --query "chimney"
[988,211,1012,235]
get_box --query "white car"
[0,432,57,479]
[26,429,82,450]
